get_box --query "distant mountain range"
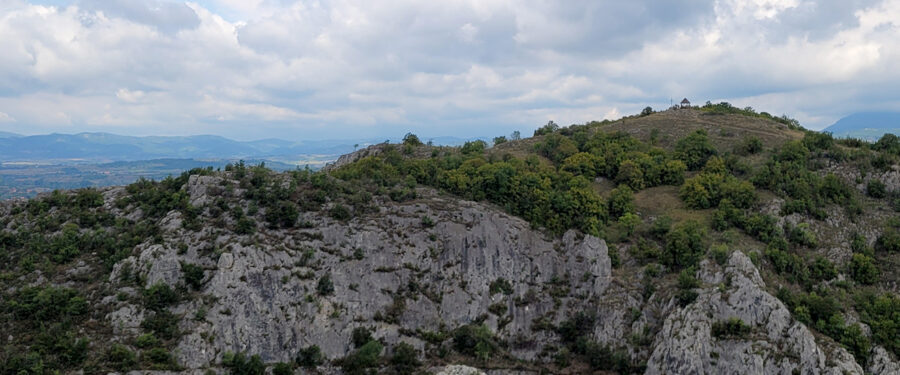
[0,132,484,163]
[823,112,900,140]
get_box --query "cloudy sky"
[0,0,898,141]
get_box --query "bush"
[855,292,900,357]
[489,278,514,295]
[352,327,374,349]
[534,120,559,136]
[390,343,420,375]
[786,223,817,248]
[143,347,176,369]
[181,263,204,290]
[675,130,717,170]
[329,204,352,221]
[317,274,335,296]
[461,140,487,155]
[402,133,422,146]
[607,185,635,218]
[265,200,299,228]
[106,344,137,371]
[535,134,578,163]
[6,287,88,324]
[810,257,837,281]
[676,267,700,307]
[135,333,160,349]
[849,253,879,285]
[876,228,900,252]
[272,362,293,375]
[709,244,730,265]
[235,217,256,235]
[453,324,499,360]
[711,318,751,338]
[222,352,265,375]
[867,180,887,198]
[735,136,763,155]
[340,340,383,375]
[142,283,179,311]
[664,221,707,268]
[295,345,324,368]
[140,311,180,340]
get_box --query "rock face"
[113,184,612,368]
[37,175,896,374]
[646,251,863,375]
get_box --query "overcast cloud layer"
[0,0,898,140]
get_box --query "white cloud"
[0,111,14,123]
[0,0,898,139]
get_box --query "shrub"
[222,352,265,375]
[809,257,837,281]
[534,120,559,136]
[329,204,352,221]
[106,344,137,371]
[142,283,179,311]
[493,136,508,146]
[711,318,751,338]
[235,217,256,235]
[402,133,422,146]
[849,253,879,285]
[181,263,204,290]
[352,327,374,348]
[6,287,88,324]
[135,333,160,349]
[453,324,499,360]
[675,130,717,170]
[489,278,514,295]
[317,274,335,296]
[295,345,324,368]
[535,134,578,163]
[390,343,420,375]
[867,180,887,198]
[650,216,673,239]
[143,347,176,369]
[340,340,383,375]
[876,228,900,252]
[709,244,730,265]
[461,140,487,155]
[735,136,763,155]
[855,292,900,357]
[676,267,700,307]
[664,221,707,268]
[272,362,293,375]
[608,185,635,218]
[786,223,817,248]
[265,200,299,228]
[140,311,180,340]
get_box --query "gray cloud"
[78,0,200,33]
[0,0,897,141]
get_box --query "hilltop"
[1,103,900,374]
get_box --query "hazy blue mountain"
[824,112,900,140]
[0,132,487,162]
[0,131,21,138]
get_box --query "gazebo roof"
[681,98,691,104]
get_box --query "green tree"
[675,130,717,170]
[664,220,707,268]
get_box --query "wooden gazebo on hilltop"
[680,98,691,109]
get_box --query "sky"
[0,0,898,141]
